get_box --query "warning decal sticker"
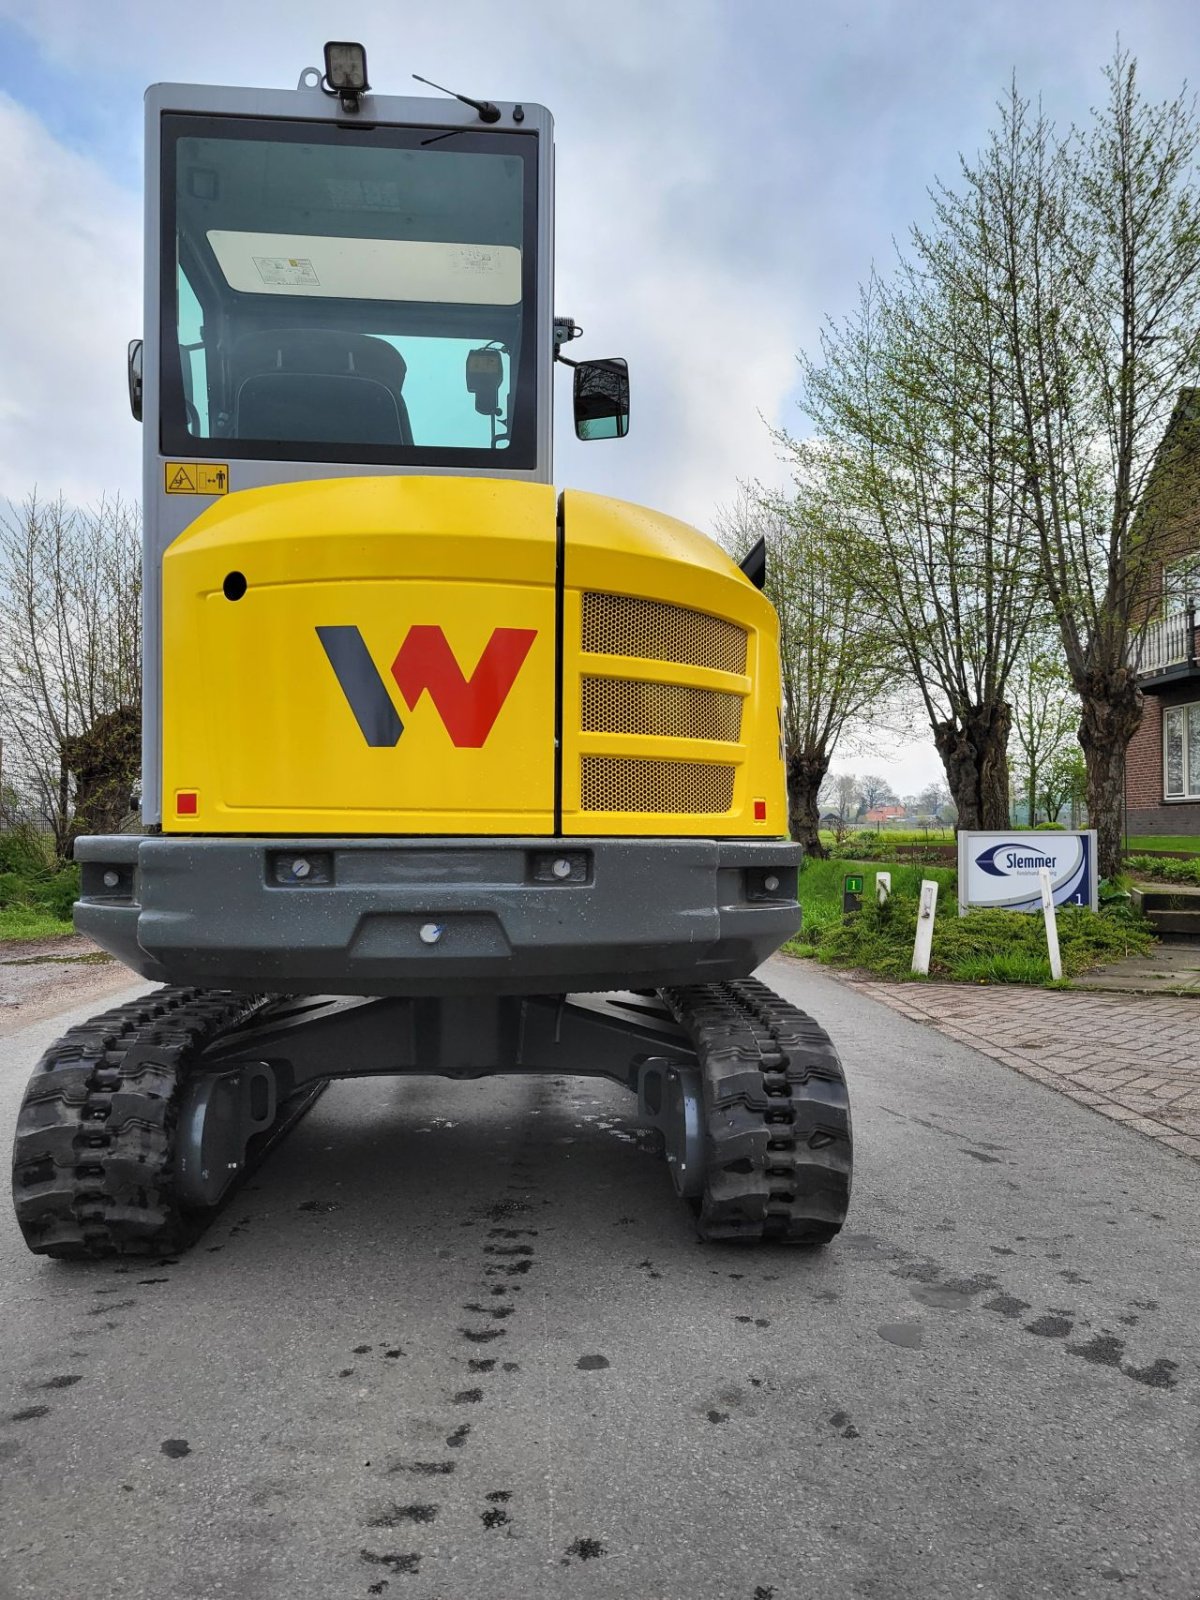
[165,463,229,495]
[253,256,320,287]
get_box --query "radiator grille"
[581,677,743,743]
[582,593,747,675]
[581,756,736,814]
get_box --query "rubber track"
[661,978,852,1244]
[11,986,274,1258]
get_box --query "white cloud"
[0,93,141,507]
[0,0,1193,540]
[0,0,812,528]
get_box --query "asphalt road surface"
[2,955,1198,1600]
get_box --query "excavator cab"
[11,48,852,1258]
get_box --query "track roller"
[661,979,852,1244]
[11,987,325,1258]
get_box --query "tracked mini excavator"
[11,45,852,1257]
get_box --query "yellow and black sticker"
[164,462,229,495]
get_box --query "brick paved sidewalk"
[838,975,1200,1163]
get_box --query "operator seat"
[230,329,414,447]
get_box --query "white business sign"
[957,830,1097,915]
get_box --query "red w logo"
[316,624,537,749]
[391,626,537,747]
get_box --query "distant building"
[1125,390,1200,836]
[862,804,905,826]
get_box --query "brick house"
[1125,389,1200,836]
[862,804,905,825]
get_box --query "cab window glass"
[162,116,537,469]
[177,266,209,435]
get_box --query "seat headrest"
[235,372,404,446]
[231,330,408,391]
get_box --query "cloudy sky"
[0,0,1193,795]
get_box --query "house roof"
[1133,387,1200,550]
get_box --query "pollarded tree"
[935,57,1200,874]
[794,250,1041,830]
[718,482,896,857]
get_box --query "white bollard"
[911,879,938,975]
[1038,866,1063,981]
[875,870,891,906]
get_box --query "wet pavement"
[0,936,128,1038]
[845,969,1200,1163]
[1076,938,1200,995]
[2,955,1198,1599]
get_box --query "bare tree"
[0,494,141,859]
[939,58,1200,873]
[718,481,896,857]
[916,780,952,821]
[819,770,863,842]
[858,773,897,814]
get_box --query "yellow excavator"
[11,43,851,1256]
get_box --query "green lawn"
[0,907,74,941]
[788,855,1152,983]
[793,858,958,945]
[1126,835,1200,854]
[818,828,955,846]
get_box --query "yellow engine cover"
[559,490,785,838]
[162,477,558,834]
[160,476,787,837]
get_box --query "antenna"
[412,73,502,124]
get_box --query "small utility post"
[875,870,891,906]
[1038,867,1063,981]
[911,879,938,975]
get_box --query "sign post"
[875,870,891,906]
[842,874,864,915]
[912,879,939,975]
[1038,866,1063,980]
[958,831,1097,916]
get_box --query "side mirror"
[573,357,629,440]
[127,339,143,422]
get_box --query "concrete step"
[1131,885,1200,939]
[1146,911,1200,937]
[1132,884,1200,911]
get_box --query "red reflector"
[753,799,767,821]
[177,792,198,816]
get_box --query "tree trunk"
[931,701,1012,831]
[1077,668,1143,879]
[786,748,831,859]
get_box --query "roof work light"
[323,41,369,110]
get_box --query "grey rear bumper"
[74,835,802,998]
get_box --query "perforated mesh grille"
[582,593,748,675]
[580,757,736,814]
[581,677,743,743]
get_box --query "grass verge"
[787,857,1152,983]
[0,907,75,941]
[0,827,79,942]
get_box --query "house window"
[1161,558,1200,618]
[1163,703,1200,798]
